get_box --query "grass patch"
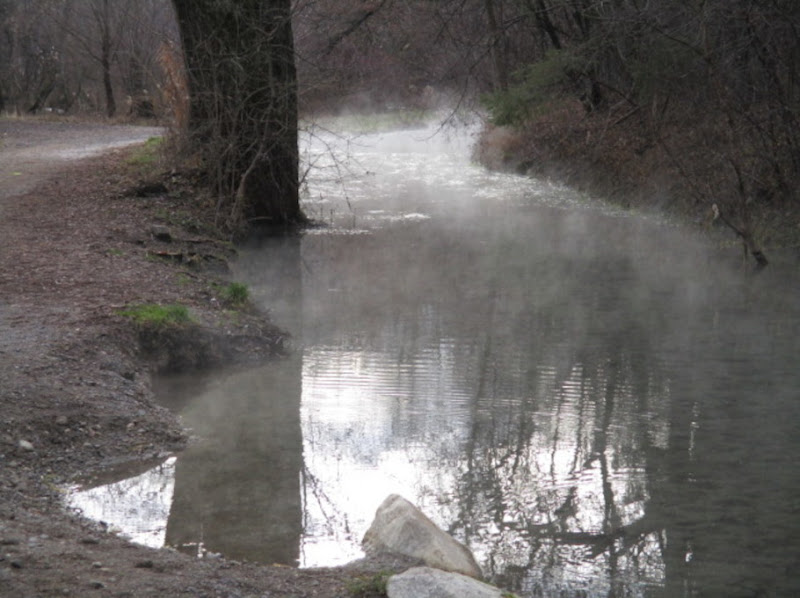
[345,571,392,597]
[223,282,249,306]
[126,136,164,167]
[119,303,191,327]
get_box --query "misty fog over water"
[70,116,800,597]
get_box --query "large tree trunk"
[171,0,304,231]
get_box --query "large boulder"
[362,494,482,579]
[387,567,511,598]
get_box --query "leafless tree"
[1,0,175,117]
[0,0,62,114]
[43,0,133,117]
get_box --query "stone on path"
[362,494,482,579]
[387,567,511,598]
[150,224,172,242]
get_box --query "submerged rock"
[362,494,482,579]
[387,567,510,598]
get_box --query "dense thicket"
[474,1,800,258]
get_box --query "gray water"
[69,116,800,597]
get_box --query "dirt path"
[0,121,163,397]
[0,119,398,597]
[0,120,162,200]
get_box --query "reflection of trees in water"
[439,241,800,596]
[246,202,800,594]
[450,354,668,595]
[164,356,304,566]
[288,210,681,593]
[155,237,308,567]
[651,274,800,598]
[442,238,676,596]
[69,458,176,548]
[301,464,357,545]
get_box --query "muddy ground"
[0,119,408,597]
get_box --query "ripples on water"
[68,115,800,597]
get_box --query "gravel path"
[0,120,163,200]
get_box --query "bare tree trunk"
[101,51,115,117]
[171,0,304,231]
[484,0,509,92]
[99,0,116,117]
[27,79,56,114]
[529,0,562,50]
[711,204,769,268]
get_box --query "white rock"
[18,440,34,451]
[362,494,482,579]
[387,567,510,598]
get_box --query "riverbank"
[474,98,800,259]
[0,120,403,597]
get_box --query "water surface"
[70,117,800,597]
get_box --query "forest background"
[3,0,800,262]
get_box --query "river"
[69,114,800,597]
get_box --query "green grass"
[223,282,249,306]
[126,136,164,167]
[119,303,191,327]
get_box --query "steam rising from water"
[68,114,800,597]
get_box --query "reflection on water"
[162,360,303,564]
[68,118,800,597]
[69,457,176,548]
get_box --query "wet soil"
[0,119,404,597]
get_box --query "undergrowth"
[154,207,221,237]
[344,571,392,597]
[126,136,164,168]
[223,282,249,306]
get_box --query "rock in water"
[387,567,509,598]
[362,494,482,579]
